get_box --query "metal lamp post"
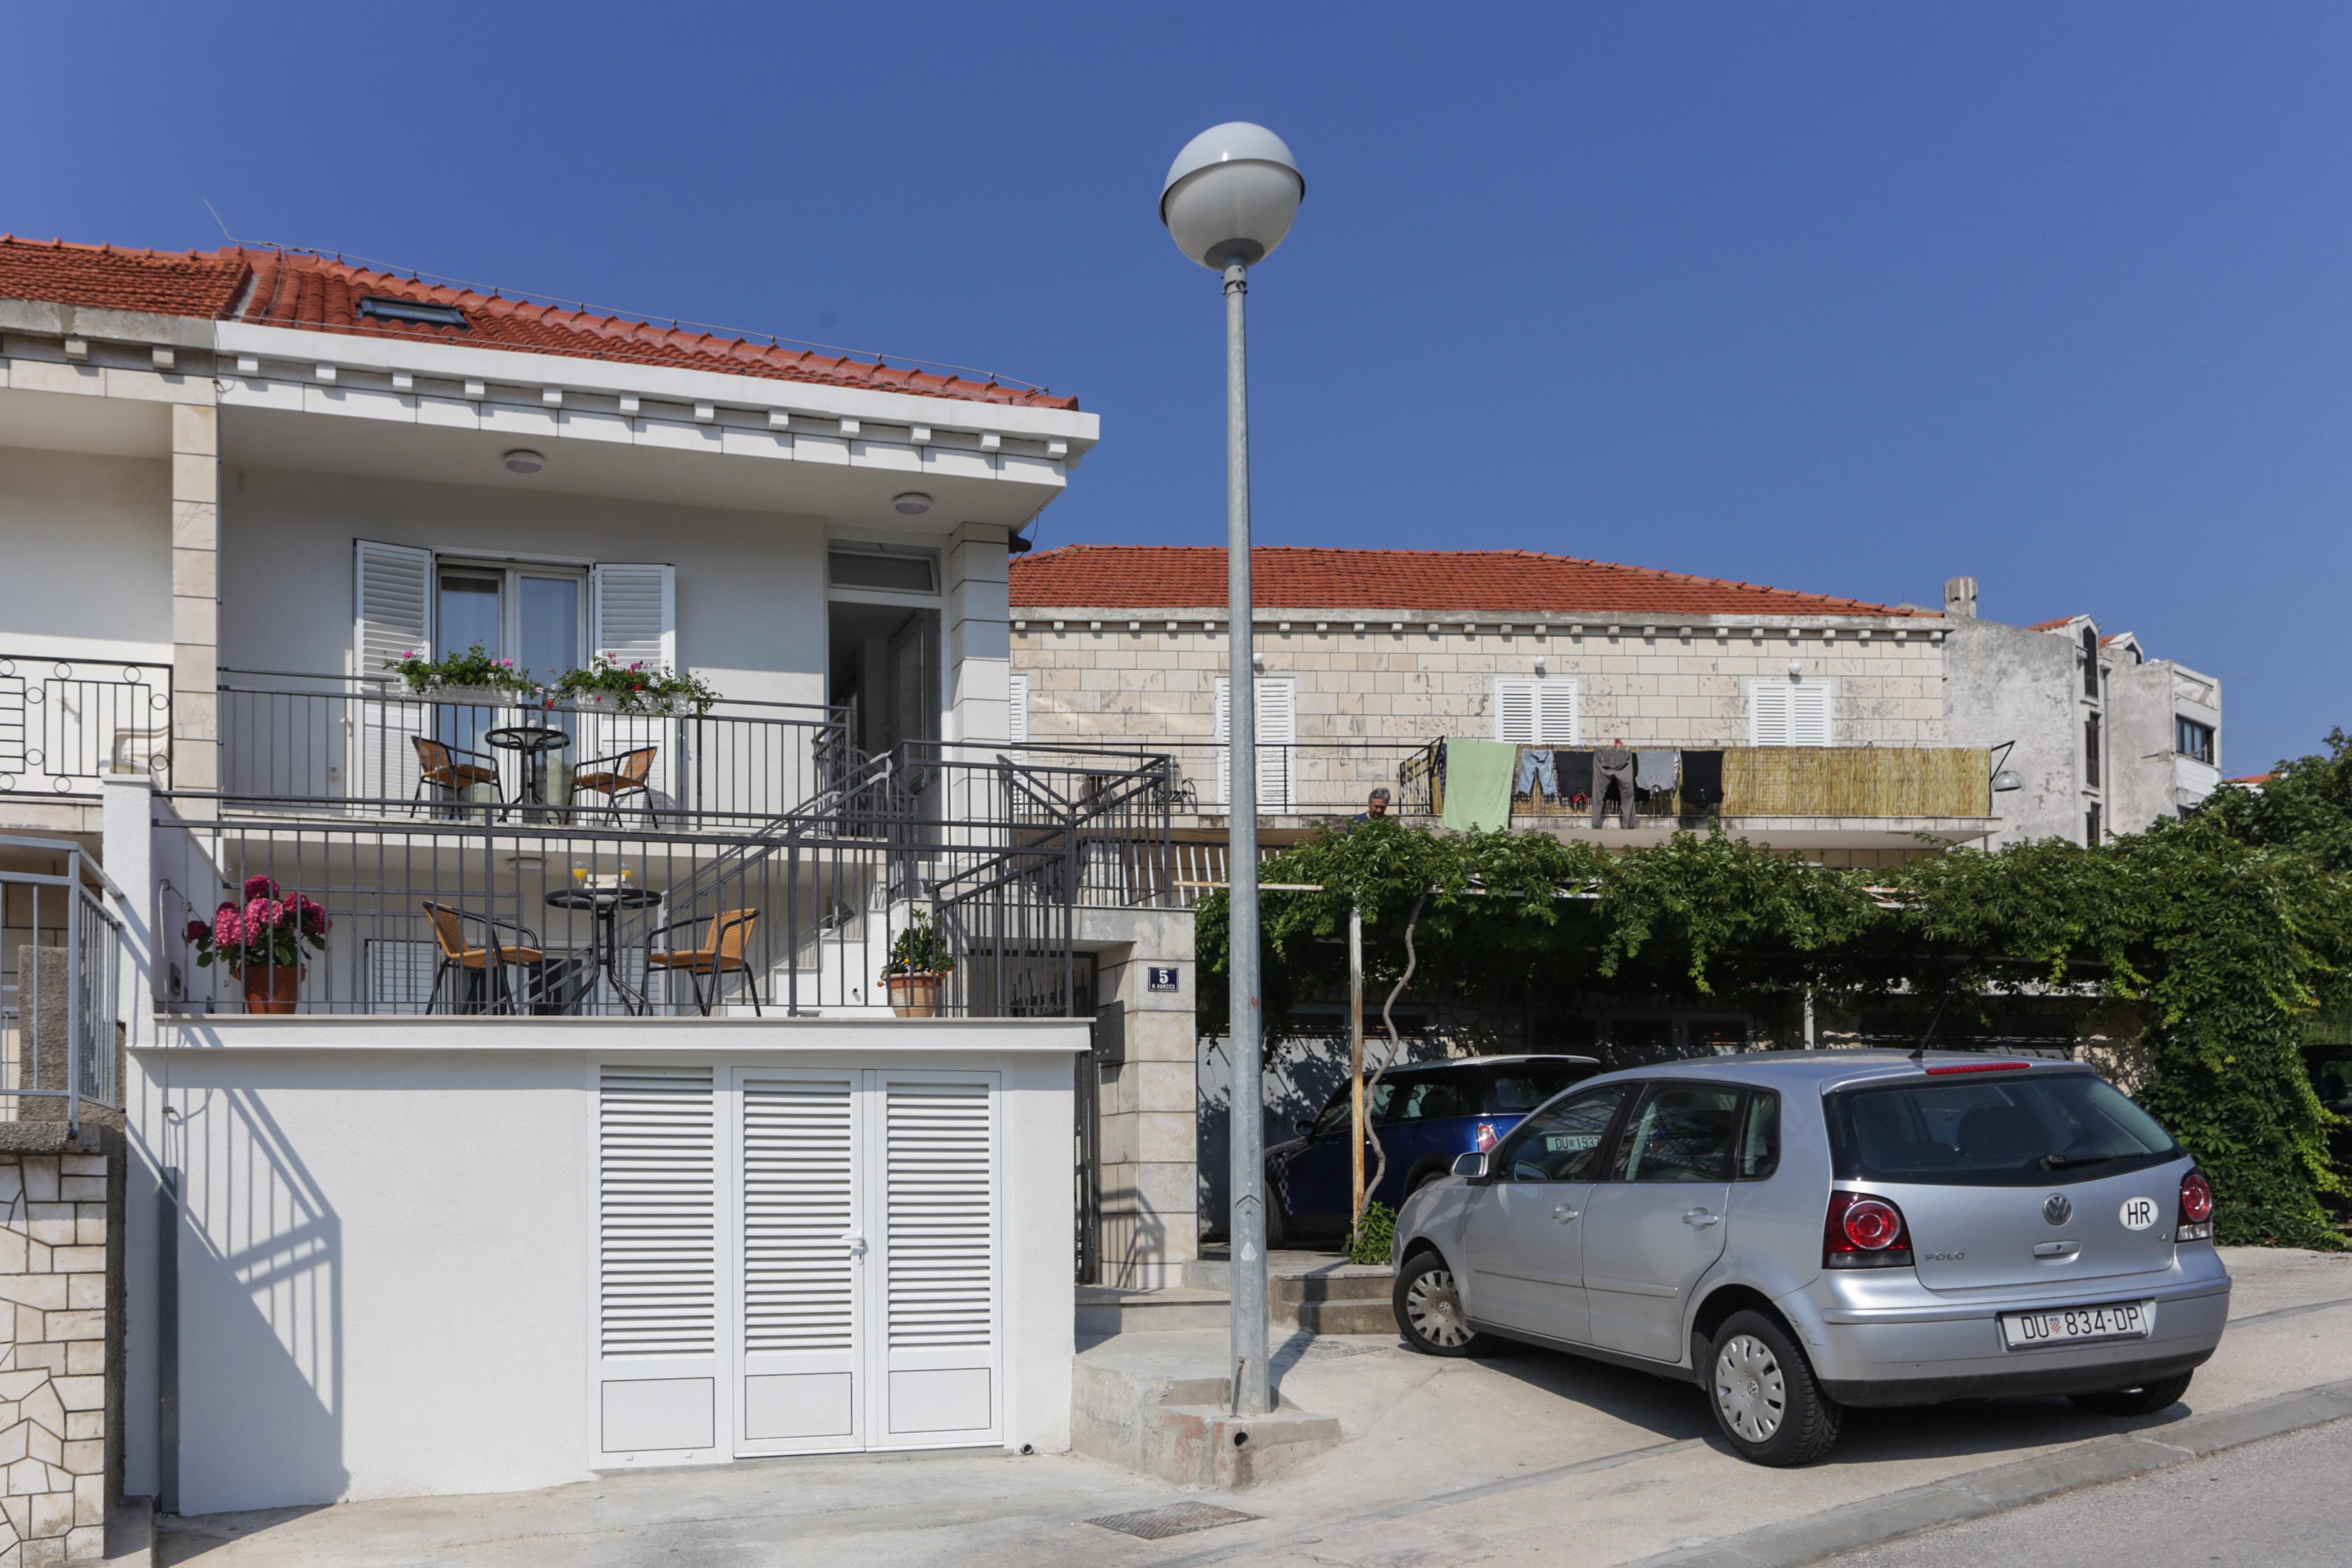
[1161,122,1305,1419]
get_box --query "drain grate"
[1085,1501,1262,1540]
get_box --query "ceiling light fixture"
[893,492,933,516]
[503,449,546,474]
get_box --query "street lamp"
[1162,122,1304,1420]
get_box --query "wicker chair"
[644,908,761,1016]
[410,737,502,818]
[572,745,657,825]
[422,902,546,1014]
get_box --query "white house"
[0,237,1170,1515]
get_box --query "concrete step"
[1071,1333,1345,1490]
[1077,1285,1231,1337]
[1181,1253,1396,1335]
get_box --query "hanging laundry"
[1555,750,1594,810]
[1514,745,1557,798]
[1591,745,1637,829]
[1441,739,1516,832]
[1635,750,1679,794]
[1680,750,1725,810]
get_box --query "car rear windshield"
[1825,1071,2181,1188]
[1481,1062,1598,1115]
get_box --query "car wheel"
[1393,1251,1490,1358]
[2069,1372,2193,1416]
[1708,1310,1842,1466]
[1407,1165,1448,1197]
[1264,1188,1290,1251]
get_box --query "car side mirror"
[1451,1151,1489,1180]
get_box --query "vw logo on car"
[2042,1193,2073,1226]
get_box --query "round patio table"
[544,885,663,1015]
[483,724,572,813]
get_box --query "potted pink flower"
[186,875,332,1014]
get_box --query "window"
[1736,1092,1780,1181]
[1825,1072,2179,1188]
[1749,680,1832,747]
[1374,1076,1474,1126]
[1493,1084,1631,1182]
[1215,677,1296,808]
[2084,713,2102,787]
[356,295,468,330]
[2086,804,2102,845]
[1495,678,1578,745]
[2082,626,2101,698]
[828,549,937,594]
[1478,1061,1598,1114]
[1007,673,1030,746]
[2176,716,2215,765]
[1610,1083,1742,1182]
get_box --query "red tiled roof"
[2029,617,2083,631]
[1011,546,1930,617]
[0,237,1074,409]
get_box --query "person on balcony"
[1350,787,1392,826]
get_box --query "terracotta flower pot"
[886,972,946,1019]
[241,964,303,1015]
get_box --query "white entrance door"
[595,1064,1000,1466]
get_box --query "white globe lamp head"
[1160,122,1305,269]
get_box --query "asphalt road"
[1822,1416,2352,1568]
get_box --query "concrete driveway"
[160,1248,2352,1568]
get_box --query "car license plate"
[2000,1300,2156,1350]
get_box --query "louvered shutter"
[738,1073,863,1453]
[1496,679,1537,744]
[1536,680,1579,745]
[1005,674,1030,747]
[597,1065,721,1458]
[1790,681,1832,746]
[872,1077,998,1444]
[590,564,681,812]
[1749,681,1792,747]
[352,541,432,804]
[1215,677,1297,810]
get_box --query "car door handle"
[1552,1204,1579,1223]
[1682,1209,1720,1228]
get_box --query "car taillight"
[1824,1191,1913,1269]
[2176,1169,2214,1242]
[1475,1122,1499,1152]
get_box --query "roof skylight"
[356,295,468,330]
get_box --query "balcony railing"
[0,653,172,801]
[218,670,850,828]
[0,835,127,1129]
[1401,740,1993,821]
[153,737,1175,1019]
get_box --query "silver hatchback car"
[1389,1052,2230,1465]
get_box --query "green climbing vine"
[1197,731,2352,1249]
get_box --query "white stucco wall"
[121,1020,1082,1517]
[0,444,172,659]
[215,466,832,706]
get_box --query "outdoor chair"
[410,737,502,818]
[422,902,547,1015]
[643,908,762,1016]
[571,745,657,825]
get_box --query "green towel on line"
[1440,738,1515,832]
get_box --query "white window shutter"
[1496,680,1536,744]
[592,563,677,671]
[1749,681,1790,746]
[1537,680,1579,745]
[1790,682,1832,747]
[876,1078,998,1441]
[596,1065,720,1457]
[1215,677,1233,805]
[739,1074,862,1451]
[1005,674,1030,746]
[1214,677,1295,808]
[353,540,432,804]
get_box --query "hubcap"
[1405,1268,1471,1348]
[1713,1333,1786,1443]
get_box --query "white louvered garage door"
[873,1078,998,1444]
[596,1066,999,1463]
[596,1066,720,1461]
[737,1073,862,1455]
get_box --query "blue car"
[1267,1055,1601,1242]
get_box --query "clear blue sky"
[12,4,2347,772]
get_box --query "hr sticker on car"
[2119,1195,2160,1231]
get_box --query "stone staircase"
[1077,1249,1396,1338]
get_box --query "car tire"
[1264,1188,1290,1251]
[1393,1251,1491,1358]
[2069,1371,2193,1416]
[1706,1309,1843,1466]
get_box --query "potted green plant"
[552,654,720,716]
[185,875,332,1014]
[881,908,954,1018]
[383,644,537,705]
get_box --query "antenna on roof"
[201,199,235,243]
[1911,992,1952,1063]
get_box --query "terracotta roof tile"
[2029,617,2084,631]
[0,237,1072,409]
[1011,546,1930,618]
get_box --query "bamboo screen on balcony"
[1723,747,1990,818]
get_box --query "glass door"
[436,567,506,757]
